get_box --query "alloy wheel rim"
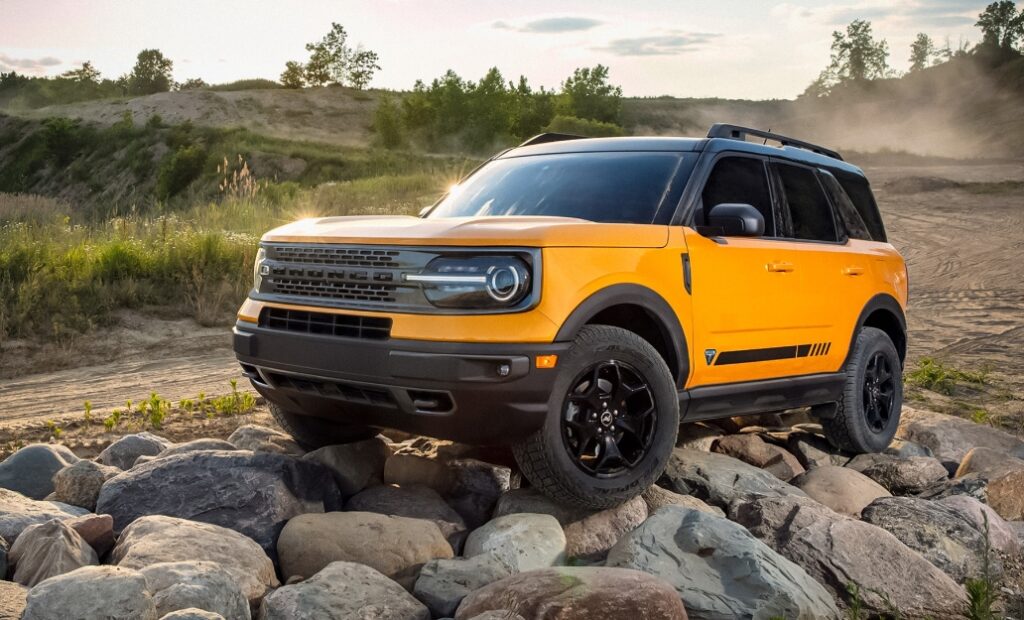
[561,360,657,478]
[863,351,895,432]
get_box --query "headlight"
[406,255,532,309]
[253,247,267,292]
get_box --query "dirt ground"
[1,158,1021,435]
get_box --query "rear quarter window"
[833,171,887,242]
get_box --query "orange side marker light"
[536,355,558,369]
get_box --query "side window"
[834,171,887,242]
[776,163,838,242]
[700,157,775,236]
[819,170,872,240]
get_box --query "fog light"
[497,364,511,377]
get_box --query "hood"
[261,215,669,248]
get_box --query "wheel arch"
[555,284,689,388]
[846,293,908,367]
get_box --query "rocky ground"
[0,406,1020,619]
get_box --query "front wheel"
[822,327,904,453]
[269,402,376,450]
[513,325,679,510]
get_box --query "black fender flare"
[554,284,690,387]
[844,293,907,368]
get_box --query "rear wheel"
[269,402,376,450]
[513,325,679,510]
[822,327,903,453]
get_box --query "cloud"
[0,54,62,75]
[816,1,986,28]
[597,31,720,56]
[493,16,604,33]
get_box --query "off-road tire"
[513,325,679,510]
[822,326,903,453]
[269,402,376,450]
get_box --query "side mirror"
[702,203,765,237]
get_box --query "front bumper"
[233,321,568,444]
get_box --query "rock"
[467,613,525,620]
[384,454,455,494]
[413,554,514,618]
[111,515,278,607]
[0,535,6,577]
[446,459,512,527]
[227,425,303,455]
[938,495,1021,555]
[463,513,566,571]
[302,437,390,496]
[160,611,226,620]
[987,469,1024,521]
[0,488,88,542]
[734,494,967,618]
[862,496,999,583]
[454,567,687,620]
[955,446,1024,479]
[790,466,890,516]
[22,565,157,620]
[784,431,850,469]
[158,439,240,458]
[607,506,839,619]
[0,581,27,620]
[0,444,79,500]
[96,450,342,562]
[849,454,949,495]
[346,484,467,550]
[277,511,453,588]
[65,513,116,557]
[660,449,807,511]
[676,423,724,451]
[52,459,121,511]
[897,406,1024,464]
[884,438,933,458]
[9,518,98,586]
[141,561,250,620]
[641,485,725,517]
[97,432,173,470]
[712,434,805,481]
[493,489,648,560]
[259,561,430,620]
[917,472,990,503]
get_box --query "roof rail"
[707,124,843,161]
[517,133,588,148]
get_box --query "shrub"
[208,78,282,92]
[374,94,404,148]
[543,114,625,137]
[156,145,207,199]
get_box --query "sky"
[0,0,990,100]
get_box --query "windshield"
[427,151,695,225]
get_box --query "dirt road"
[2,159,1022,423]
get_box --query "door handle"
[766,262,794,273]
[842,266,865,276]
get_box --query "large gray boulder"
[0,488,88,542]
[96,450,342,562]
[446,458,513,528]
[454,567,687,620]
[277,511,453,588]
[0,581,27,620]
[111,515,278,608]
[0,444,79,500]
[22,565,157,620]
[492,489,647,560]
[847,454,949,495]
[607,505,839,619]
[784,430,851,469]
[157,439,240,459]
[384,454,456,494]
[661,448,807,511]
[413,554,514,618]
[346,484,467,550]
[9,518,98,587]
[712,434,805,481]
[897,406,1024,464]
[955,446,1024,480]
[302,436,391,496]
[463,513,566,571]
[938,495,1021,555]
[258,561,430,620]
[141,561,251,620]
[861,496,1000,583]
[790,466,890,516]
[734,494,967,618]
[97,432,173,470]
[52,459,121,511]
[227,425,303,455]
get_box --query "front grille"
[265,371,396,407]
[267,276,398,303]
[260,307,392,340]
[268,245,400,268]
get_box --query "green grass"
[905,357,989,395]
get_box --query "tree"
[280,61,306,89]
[976,1,1024,50]
[374,94,404,148]
[559,65,622,124]
[304,45,332,87]
[61,61,101,83]
[127,49,174,95]
[804,20,890,96]
[908,33,936,72]
[347,48,380,90]
[178,78,208,90]
[509,76,555,140]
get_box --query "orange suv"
[234,125,908,508]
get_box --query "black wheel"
[513,325,679,510]
[822,327,903,453]
[269,402,376,450]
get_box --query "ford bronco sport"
[234,124,908,509]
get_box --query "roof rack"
[517,133,588,148]
[707,124,843,161]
